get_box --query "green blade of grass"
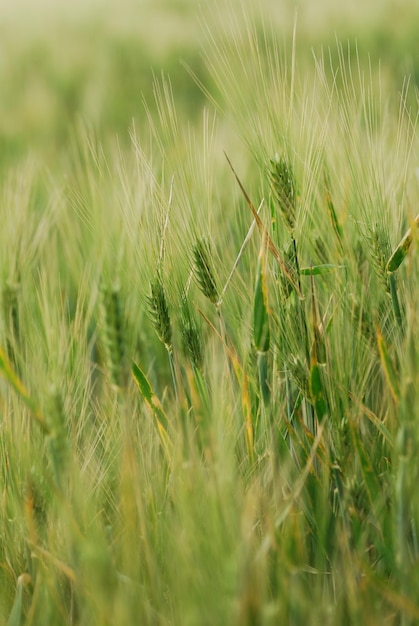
[241,370,254,463]
[7,574,31,626]
[195,304,255,458]
[217,199,263,307]
[324,168,344,249]
[309,276,327,421]
[386,214,419,273]
[253,233,270,354]
[300,264,345,276]
[310,361,327,422]
[310,275,327,365]
[0,347,49,433]
[376,327,400,403]
[350,421,386,525]
[132,361,172,455]
[253,233,271,406]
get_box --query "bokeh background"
[1,0,418,169]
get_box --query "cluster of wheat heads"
[1,13,419,626]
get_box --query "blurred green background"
[1,0,418,170]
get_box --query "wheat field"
[1,1,419,624]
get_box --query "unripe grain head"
[192,238,219,304]
[270,155,297,232]
[147,277,172,351]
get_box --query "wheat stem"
[217,199,263,307]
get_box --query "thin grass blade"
[324,168,344,248]
[300,264,345,276]
[132,361,172,456]
[0,347,49,433]
[253,233,270,354]
[386,214,419,273]
[7,574,31,626]
[376,327,401,403]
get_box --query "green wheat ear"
[2,280,21,366]
[46,385,69,492]
[277,241,299,301]
[99,283,127,388]
[363,222,391,292]
[270,155,297,232]
[192,238,219,304]
[324,167,343,248]
[147,274,178,399]
[180,292,203,371]
[147,276,172,351]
